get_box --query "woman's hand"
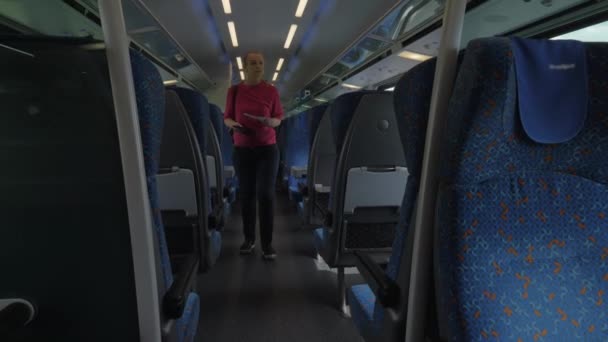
[224,118,243,129]
[260,117,281,128]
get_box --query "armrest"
[163,253,199,319]
[354,251,399,308]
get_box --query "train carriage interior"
[1,0,608,341]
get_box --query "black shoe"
[262,245,277,260]
[240,241,255,254]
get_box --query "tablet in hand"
[243,113,265,122]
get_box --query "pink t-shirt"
[224,81,284,147]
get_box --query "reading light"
[342,83,362,90]
[398,50,432,62]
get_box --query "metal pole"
[404,1,466,341]
[98,1,162,341]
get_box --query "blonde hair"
[243,51,264,64]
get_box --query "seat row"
[0,35,236,341]
[286,37,608,341]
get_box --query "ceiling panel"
[143,0,403,102]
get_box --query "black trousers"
[234,144,279,247]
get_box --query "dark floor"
[196,192,364,342]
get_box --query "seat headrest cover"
[511,37,588,144]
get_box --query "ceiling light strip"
[227,21,239,47]
[276,58,284,71]
[295,0,308,17]
[222,0,232,14]
[284,24,298,49]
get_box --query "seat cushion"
[209,230,222,266]
[313,227,327,254]
[349,284,382,336]
[176,292,200,342]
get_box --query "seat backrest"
[285,110,311,190]
[328,91,407,259]
[160,90,209,252]
[131,50,174,292]
[221,123,234,167]
[437,37,608,341]
[172,87,210,157]
[207,104,224,192]
[309,104,329,149]
[308,106,335,190]
[0,36,140,341]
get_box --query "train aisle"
[196,190,364,342]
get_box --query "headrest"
[511,37,588,144]
[208,103,224,141]
[329,92,367,152]
[130,49,165,177]
[394,58,437,177]
[172,87,210,155]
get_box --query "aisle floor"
[196,193,365,342]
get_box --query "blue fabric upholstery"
[283,112,311,198]
[173,87,216,219]
[132,50,199,342]
[173,87,210,156]
[438,38,608,341]
[221,124,234,166]
[131,50,172,290]
[511,38,588,144]
[313,228,326,254]
[349,285,378,334]
[176,293,200,342]
[209,230,222,266]
[209,103,224,143]
[347,58,438,337]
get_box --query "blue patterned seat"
[173,87,222,268]
[131,50,199,342]
[207,103,226,228]
[437,38,608,341]
[221,122,238,206]
[285,110,312,204]
[304,105,334,226]
[348,58,438,341]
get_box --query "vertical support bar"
[98,1,162,341]
[404,1,466,342]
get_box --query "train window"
[460,0,589,48]
[0,1,102,38]
[553,19,608,41]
